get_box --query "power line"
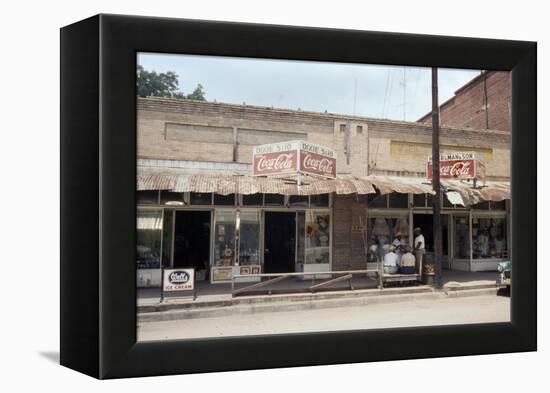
[386,70,395,119]
[381,69,391,118]
[353,78,358,116]
[403,67,406,121]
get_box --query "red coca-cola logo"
[255,153,295,173]
[302,154,334,175]
[440,161,472,178]
[428,159,475,179]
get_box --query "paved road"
[137,294,510,341]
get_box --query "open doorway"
[413,213,449,267]
[173,211,211,274]
[264,212,296,273]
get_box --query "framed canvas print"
[60,14,536,379]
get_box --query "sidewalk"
[137,270,500,320]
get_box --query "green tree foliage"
[136,65,206,101]
[185,84,206,101]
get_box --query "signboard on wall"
[426,152,485,180]
[212,267,233,282]
[252,140,336,178]
[162,268,195,292]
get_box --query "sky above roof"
[138,52,485,122]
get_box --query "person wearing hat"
[413,227,425,272]
[392,232,403,264]
[383,245,399,274]
[392,232,402,248]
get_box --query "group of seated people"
[383,244,416,275]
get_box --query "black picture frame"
[60,14,536,379]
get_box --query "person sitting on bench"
[399,245,416,274]
[383,245,399,274]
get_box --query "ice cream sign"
[426,152,486,180]
[252,140,337,179]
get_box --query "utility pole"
[431,67,443,289]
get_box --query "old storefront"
[136,97,510,287]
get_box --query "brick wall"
[419,71,511,132]
[138,97,511,180]
[332,195,368,271]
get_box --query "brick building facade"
[418,71,511,132]
[136,97,511,287]
[138,97,510,180]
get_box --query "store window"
[264,193,284,206]
[367,215,410,262]
[190,192,212,205]
[413,193,426,207]
[453,216,470,259]
[214,193,235,206]
[368,192,387,208]
[305,211,330,264]
[136,209,163,269]
[491,200,507,211]
[472,201,490,210]
[137,190,159,205]
[242,193,263,206]
[388,192,409,208]
[238,210,260,266]
[213,210,236,267]
[472,216,507,259]
[160,191,184,206]
[289,195,308,207]
[310,194,330,207]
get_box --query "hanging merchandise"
[394,218,409,237]
[372,218,390,236]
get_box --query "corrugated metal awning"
[442,180,510,205]
[137,166,510,203]
[363,175,509,205]
[364,175,435,195]
[137,167,376,196]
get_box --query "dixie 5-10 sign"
[252,140,337,179]
[162,268,195,292]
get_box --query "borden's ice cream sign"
[252,140,336,179]
[426,152,486,180]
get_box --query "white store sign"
[162,268,195,292]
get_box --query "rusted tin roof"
[363,175,510,205]
[137,167,376,196]
[442,180,510,205]
[364,175,435,195]
[137,166,510,203]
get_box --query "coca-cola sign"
[300,152,336,178]
[252,140,336,178]
[426,153,485,180]
[253,150,298,176]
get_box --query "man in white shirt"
[383,245,399,274]
[413,227,425,272]
[400,245,416,274]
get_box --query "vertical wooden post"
[431,67,443,289]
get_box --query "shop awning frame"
[137,168,376,196]
[137,167,510,203]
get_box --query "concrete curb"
[138,285,434,313]
[137,285,499,323]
